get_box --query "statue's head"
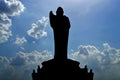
[56,7,64,16]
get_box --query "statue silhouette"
[49,7,70,61]
[32,7,94,80]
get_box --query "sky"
[0,0,120,80]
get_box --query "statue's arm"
[49,11,55,28]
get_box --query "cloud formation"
[27,17,48,39]
[0,0,25,43]
[0,13,12,43]
[14,36,27,45]
[0,0,25,16]
[0,50,52,80]
[70,43,120,80]
[0,43,120,80]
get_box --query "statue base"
[32,58,93,80]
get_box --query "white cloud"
[0,0,25,43]
[27,17,48,39]
[0,0,25,16]
[70,43,120,65]
[14,36,27,45]
[0,13,11,29]
[0,13,12,43]
[102,43,120,65]
[0,56,10,64]
[0,50,53,80]
[69,43,120,80]
[10,50,53,66]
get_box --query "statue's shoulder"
[63,15,68,18]
[63,15,69,20]
[63,15,70,27]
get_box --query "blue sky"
[0,0,120,80]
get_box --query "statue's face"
[56,7,64,16]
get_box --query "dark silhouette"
[32,7,94,80]
[88,69,94,80]
[37,65,40,73]
[49,7,70,61]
